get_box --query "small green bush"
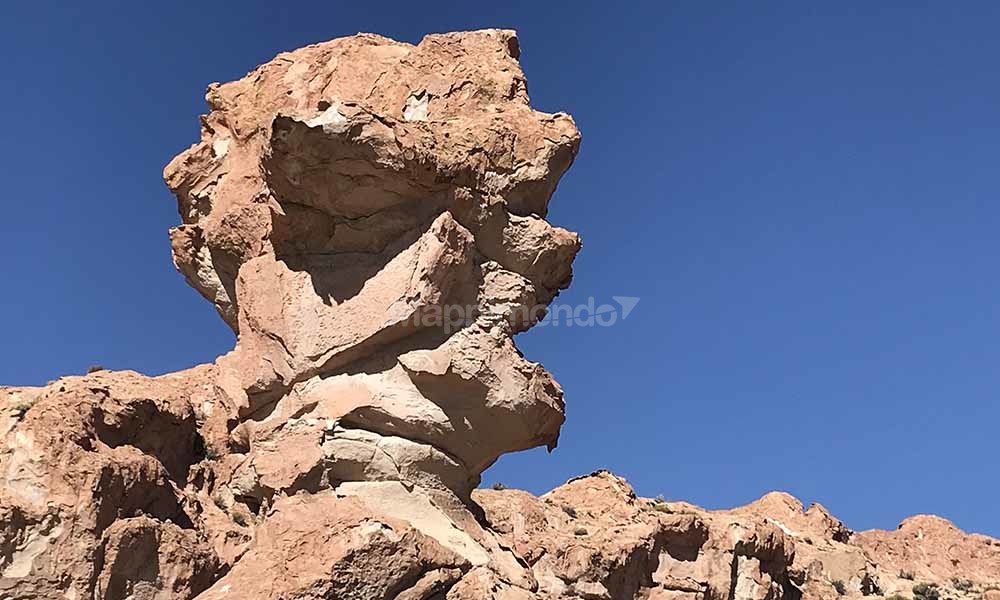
[490,482,507,491]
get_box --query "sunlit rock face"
[163,29,581,507]
[3,29,1000,600]
[0,29,583,599]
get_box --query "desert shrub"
[491,482,507,491]
[652,503,672,514]
[561,505,578,518]
[913,583,941,600]
[9,398,37,418]
[832,580,847,596]
[900,571,916,581]
[951,578,974,592]
[232,512,248,527]
[574,527,588,536]
[87,364,106,374]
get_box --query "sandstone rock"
[2,28,580,600]
[475,471,798,600]
[477,471,1000,600]
[730,491,879,598]
[3,27,999,600]
[856,514,1000,596]
[194,493,467,600]
[94,516,221,600]
[164,29,580,413]
[163,29,579,514]
[0,368,223,598]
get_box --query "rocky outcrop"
[163,28,580,510]
[476,471,1000,600]
[856,516,1000,595]
[2,29,998,600]
[2,28,579,599]
[0,368,224,599]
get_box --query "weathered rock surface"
[475,471,1000,600]
[2,29,998,600]
[0,368,224,599]
[2,28,578,599]
[164,28,579,510]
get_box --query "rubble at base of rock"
[1,29,997,600]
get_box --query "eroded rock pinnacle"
[1,30,998,600]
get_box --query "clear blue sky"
[2,2,998,536]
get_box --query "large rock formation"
[163,29,581,507]
[2,28,580,599]
[1,29,998,600]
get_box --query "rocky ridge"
[1,29,998,600]
[474,471,1000,600]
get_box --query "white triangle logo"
[612,296,640,320]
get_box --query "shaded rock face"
[2,29,999,600]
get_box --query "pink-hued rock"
[164,29,580,505]
[856,515,1000,595]
[0,368,223,599]
[475,471,1000,600]
[193,493,468,600]
[0,29,579,599]
[2,29,998,600]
